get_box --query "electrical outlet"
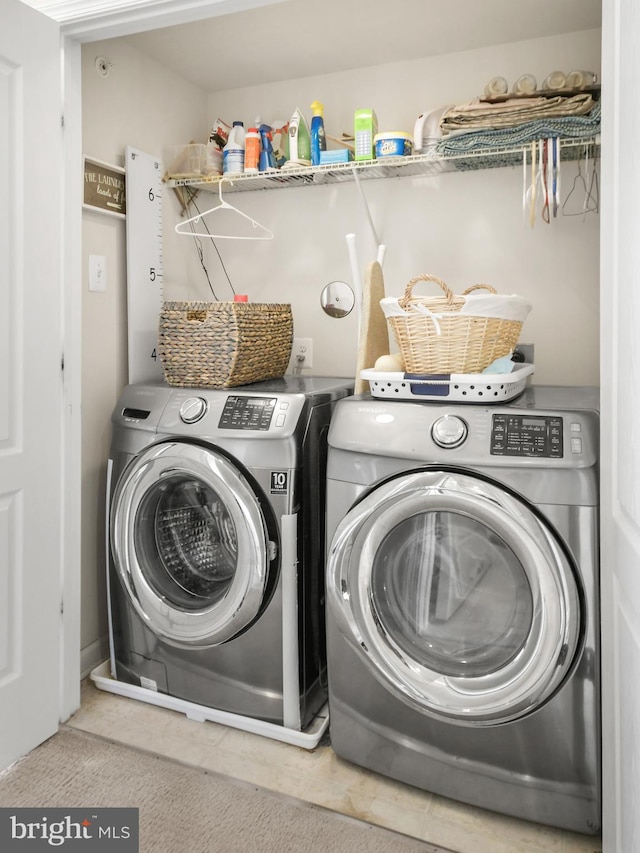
[292,337,313,369]
[513,342,534,364]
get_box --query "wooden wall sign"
[83,157,126,218]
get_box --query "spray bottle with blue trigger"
[258,124,277,171]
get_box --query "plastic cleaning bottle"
[244,127,261,174]
[310,100,326,166]
[223,121,246,175]
[258,124,277,171]
[288,107,311,163]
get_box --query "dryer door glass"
[327,469,582,725]
[111,441,278,648]
[371,510,533,679]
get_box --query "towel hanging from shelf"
[175,177,274,240]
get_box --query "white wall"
[194,26,601,382]
[80,27,601,665]
[81,38,208,670]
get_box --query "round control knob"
[431,415,468,449]
[179,397,208,424]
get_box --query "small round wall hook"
[95,56,112,78]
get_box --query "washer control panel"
[491,413,563,457]
[218,395,278,431]
[431,415,469,448]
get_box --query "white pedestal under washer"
[325,386,600,832]
[101,376,352,747]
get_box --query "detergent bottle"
[223,121,245,175]
[244,127,261,174]
[310,100,326,166]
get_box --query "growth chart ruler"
[125,146,164,383]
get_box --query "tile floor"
[66,678,602,853]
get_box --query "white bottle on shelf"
[223,121,246,175]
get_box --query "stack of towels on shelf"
[436,94,600,155]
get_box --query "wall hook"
[95,57,112,78]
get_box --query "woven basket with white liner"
[158,301,293,388]
[381,274,531,375]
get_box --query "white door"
[600,0,640,849]
[0,0,63,769]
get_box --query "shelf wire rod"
[351,166,381,251]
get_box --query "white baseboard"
[81,636,109,680]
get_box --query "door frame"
[60,34,83,722]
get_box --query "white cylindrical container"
[567,70,597,89]
[223,121,246,175]
[374,132,412,158]
[513,74,537,96]
[543,71,567,91]
[484,76,508,98]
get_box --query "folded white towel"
[380,293,532,323]
[458,293,532,322]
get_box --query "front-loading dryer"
[105,375,352,747]
[325,386,600,833]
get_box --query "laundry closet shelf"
[164,136,600,194]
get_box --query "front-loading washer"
[103,375,352,747]
[325,386,600,833]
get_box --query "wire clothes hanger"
[562,143,599,218]
[175,177,274,240]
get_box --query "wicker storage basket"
[158,301,293,388]
[385,274,527,374]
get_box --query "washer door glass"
[136,475,238,606]
[328,469,582,725]
[111,441,277,648]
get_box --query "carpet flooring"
[0,728,450,852]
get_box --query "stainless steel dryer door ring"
[111,441,276,648]
[327,469,582,725]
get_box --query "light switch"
[89,254,107,292]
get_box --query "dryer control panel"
[491,414,563,458]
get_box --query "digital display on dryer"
[491,414,563,457]
[218,396,277,430]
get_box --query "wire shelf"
[164,136,600,194]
